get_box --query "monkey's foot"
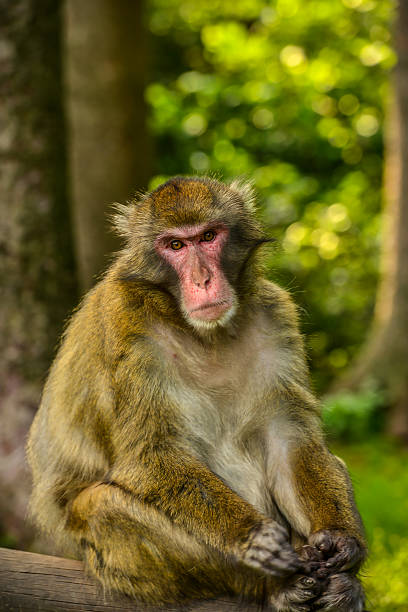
[241,520,303,577]
[271,574,322,612]
[313,573,365,612]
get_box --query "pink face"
[155,223,235,324]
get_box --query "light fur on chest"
[151,313,299,518]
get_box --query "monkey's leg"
[69,482,276,605]
[106,448,304,578]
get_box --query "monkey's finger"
[325,550,360,571]
[314,534,334,555]
[246,548,301,568]
[259,558,303,577]
[246,547,304,576]
[299,544,324,562]
[263,552,304,575]
[325,538,363,571]
[309,530,364,571]
[316,565,331,579]
[324,550,347,569]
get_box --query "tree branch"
[0,547,259,611]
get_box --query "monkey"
[27,176,366,611]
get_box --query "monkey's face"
[117,177,269,332]
[155,222,237,331]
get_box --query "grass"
[332,438,408,611]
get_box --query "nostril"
[192,263,211,288]
[194,278,208,289]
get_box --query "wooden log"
[0,547,259,611]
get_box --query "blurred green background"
[1,0,407,610]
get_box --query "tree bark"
[0,548,258,612]
[64,0,152,291]
[335,2,408,443]
[0,0,77,547]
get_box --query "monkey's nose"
[194,273,211,289]
[192,262,211,289]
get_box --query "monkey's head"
[115,176,269,333]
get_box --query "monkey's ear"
[228,178,257,212]
[111,202,134,240]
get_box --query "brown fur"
[27,176,366,610]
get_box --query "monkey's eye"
[170,239,184,250]
[202,230,216,242]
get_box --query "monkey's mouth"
[189,300,232,321]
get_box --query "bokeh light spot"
[319,232,340,259]
[355,114,379,137]
[339,94,360,116]
[252,107,275,129]
[182,113,208,136]
[329,348,348,368]
[225,118,247,139]
[280,45,306,68]
[190,151,210,171]
[213,139,235,162]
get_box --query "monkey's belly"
[178,399,273,516]
[206,439,272,516]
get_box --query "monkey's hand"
[240,520,304,577]
[296,541,366,611]
[307,529,365,574]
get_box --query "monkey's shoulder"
[254,279,301,331]
[77,276,161,341]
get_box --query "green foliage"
[334,440,408,610]
[365,531,408,610]
[322,389,385,440]
[0,529,17,549]
[147,0,396,391]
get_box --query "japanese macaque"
[27,177,366,611]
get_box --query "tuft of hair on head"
[111,202,132,240]
[110,191,146,242]
[227,177,257,212]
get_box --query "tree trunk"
[335,2,408,443]
[64,0,152,291]
[0,0,77,547]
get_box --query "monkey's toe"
[271,574,322,612]
[313,572,365,612]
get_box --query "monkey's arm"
[266,383,366,574]
[97,449,302,572]
[267,389,367,612]
[70,475,312,606]
[258,282,366,572]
